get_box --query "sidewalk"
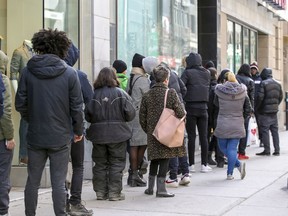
[9,131,288,216]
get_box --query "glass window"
[227,20,234,71]
[117,0,197,72]
[243,27,249,64]
[250,31,257,62]
[44,0,79,47]
[235,24,242,72]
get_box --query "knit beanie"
[113,60,127,73]
[204,60,215,69]
[250,61,259,72]
[142,56,159,74]
[132,53,145,67]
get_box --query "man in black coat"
[255,68,283,156]
[15,29,84,216]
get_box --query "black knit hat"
[132,53,145,67]
[113,60,127,73]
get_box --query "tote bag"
[246,116,258,146]
[152,89,185,148]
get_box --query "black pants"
[258,113,280,153]
[185,107,208,166]
[238,116,249,155]
[92,141,127,197]
[149,158,170,177]
[68,138,84,205]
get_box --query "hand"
[6,139,16,150]
[73,135,83,143]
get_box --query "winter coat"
[64,43,93,105]
[208,79,217,128]
[139,83,186,161]
[236,74,255,108]
[256,68,283,114]
[181,52,210,109]
[85,86,135,144]
[214,82,252,139]
[15,54,84,148]
[251,72,262,109]
[126,67,150,146]
[117,73,128,90]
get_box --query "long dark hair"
[93,67,120,89]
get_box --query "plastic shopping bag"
[247,116,258,146]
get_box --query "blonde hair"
[225,71,238,83]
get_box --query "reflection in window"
[227,21,234,70]
[250,31,257,62]
[44,0,79,47]
[117,0,197,72]
[235,24,242,72]
[243,27,249,64]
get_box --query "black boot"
[156,177,174,198]
[127,169,132,185]
[138,159,148,177]
[144,175,156,195]
[208,151,217,165]
[130,171,147,187]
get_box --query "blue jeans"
[169,156,189,179]
[19,118,28,160]
[0,140,13,215]
[25,144,69,216]
[217,138,240,175]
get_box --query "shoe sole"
[241,163,246,180]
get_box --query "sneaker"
[69,202,93,216]
[201,165,212,173]
[238,153,249,160]
[272,152,280,156]
[227,174,234,180]
[109,193,125,201]
[237,162,246,180]
[165,178,178,188]
[217,161,225,168]
[189,165,196,173]
[179,173,190,185]
[255,151,270,156]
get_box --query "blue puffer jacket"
[15,54,84,148]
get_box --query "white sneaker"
[179,173,190,185]
[237,162,246,180]
[189,165,196,173]
[227,174,234,180]
[165,178,178,188]
[201,165,212,173]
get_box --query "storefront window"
[250,31,257,62]
[117,0,197,72]
[235,24,242,72]
[227,20,234,71]
[243,27,249,64]
[44,0,79,47]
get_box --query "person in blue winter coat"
[64,43,94,215]
[15,29,84,216]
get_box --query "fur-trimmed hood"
[215,82,247,99]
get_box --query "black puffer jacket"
[251,72,262,109]
[256,68,283,114]
[236,64,255,108]
[181,52,210,108]
[15,54,84,148]
[85,86,136,144]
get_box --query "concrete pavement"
[9,131,288,216]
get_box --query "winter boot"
[208,151,217,165]
[138,158,148,177]
[127,168,132,185]
[156,177,175,198]
[130,171,147,187]
[144,175,156,195]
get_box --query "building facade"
[0,0,287,180]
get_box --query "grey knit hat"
[142,56,159,75]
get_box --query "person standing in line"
[236,64,255,160]
[85,67,135,201]
[64,43,93,216]
[255,68,283,156]
[181,52,212,173]
[250,61,263,147]
[139,65,186,198]
[15,29,84,216]
[214,71,252,180]
[0,50,16,216]
[126,53,150,187]
[113,60,128,90]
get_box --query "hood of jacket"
[260,68,273,80]
[186,52,202,69]
[64,43,79,67]
[215,82,247,99]
[27,54,67,79]
[0,50,8,74]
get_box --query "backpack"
[0,74,6,117]
[127,74,143,96]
